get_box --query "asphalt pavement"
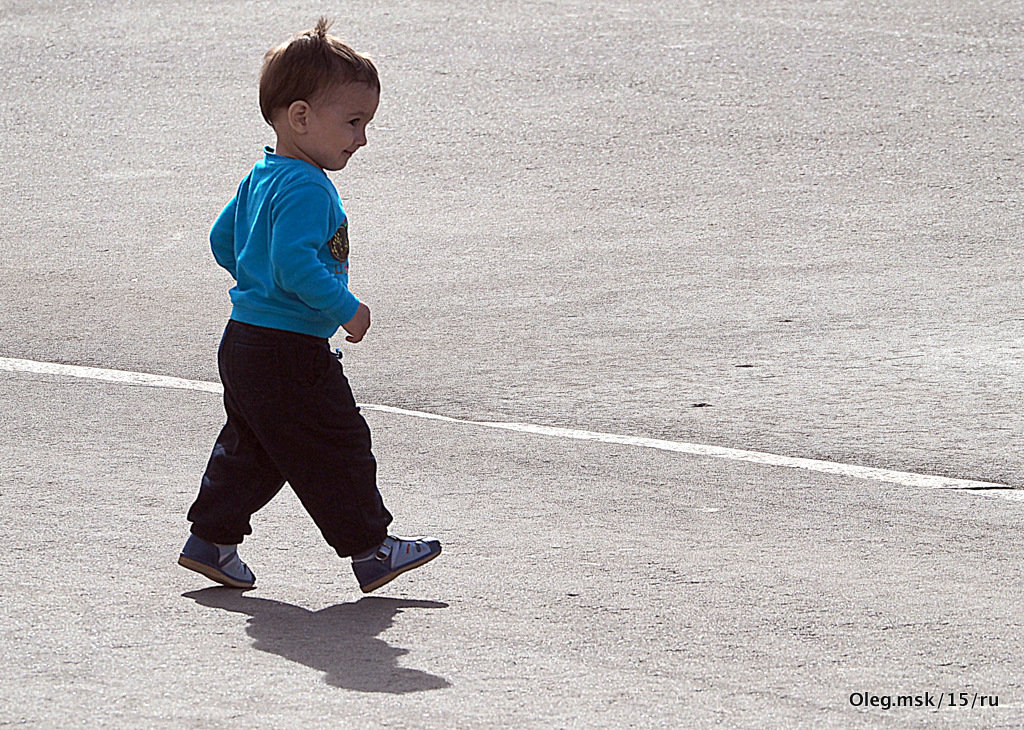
[1,1,1022,727]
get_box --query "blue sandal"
[352,535,441,593]
[178,534,256,589]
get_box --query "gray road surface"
[1,0,1022,727]
[2,373,1023,728]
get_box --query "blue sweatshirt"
[210,148,361,338]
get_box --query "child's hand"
[343,302,371,343]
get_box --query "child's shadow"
[184,588,451,693]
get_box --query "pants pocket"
[286,339,334,390]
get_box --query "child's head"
[260,18,380,171]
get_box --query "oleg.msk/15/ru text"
[849,692,998,709]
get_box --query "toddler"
[178,18,441,593]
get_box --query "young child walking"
[179,18,441,593]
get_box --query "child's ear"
[287,100,311,133]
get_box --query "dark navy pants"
[187,320,393,557]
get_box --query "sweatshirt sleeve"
[269,187,361,326]
[210,197,238,279]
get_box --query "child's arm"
[269,188,362,327]
[342,302,371,343]
[210,197,238,279]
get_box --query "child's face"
[291,82,380,171]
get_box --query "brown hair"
[259,17,379,125]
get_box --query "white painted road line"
[0,357,224,394]
[1,356,1018,497]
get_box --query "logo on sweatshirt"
[329,222,349,263]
